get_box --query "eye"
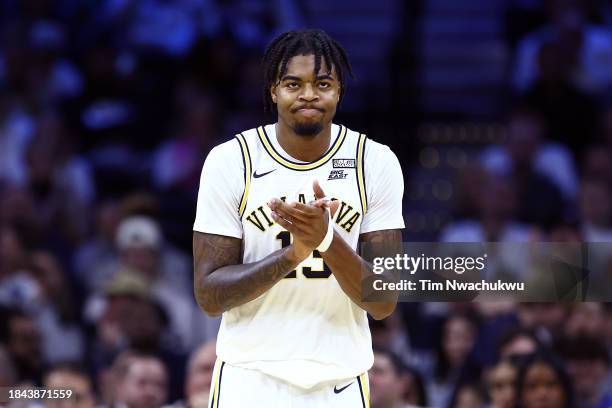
[286,82,299,89]
[318,82,331,89]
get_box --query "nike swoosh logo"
[253,169,276,178]
[333,382,354,394]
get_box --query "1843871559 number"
[3,388,73,402]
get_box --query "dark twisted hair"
[262,29,355,112]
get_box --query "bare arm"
[193,231,307,316]
[320,229,402,320]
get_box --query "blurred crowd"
[1,0,612,407]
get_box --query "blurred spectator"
[0,307,44,385]
[68,37,141,154]
[0,343,17,387]
[22,19,84,106]
[86,215,191,295]
[73,199,122,291]
[440,173,532,243]
[513,0,612,93]
[370,347,416,408]
[110,351,168,408]
[152,92,219,193]
[556,335,612,408]
[481,106,576,208]
[43,362,96,408]
[2,229,84,365]
[581,145,612,183]
[114,216,193,348]
[579,179,612,241]
[184,341,216,408]
[403,366,428,408]
[426,313,478,408]
[516,351,574,408]
[24,112,93,245]
[224,0,306,49]
[565,303,605,337]
[449,381,487,408]
[100,0,202,57]
[165,340,216,408]
[85,271,186,402]
[522,39,599,156]
[0,225,44,316]
[0,224,20,270]
[482,357,519,408]
[0,184,44,247]
[439,173,532,277]
[0,89,35,186]
[517,303,568,343]
[497,327,540,359]
[28,250,84,364]
[370,311,411,366]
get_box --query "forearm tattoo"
[193,232,296,315]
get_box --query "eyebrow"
[280,74,335,81]
[280,75,301,82]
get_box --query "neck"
[275,119,332,162]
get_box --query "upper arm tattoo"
[359,229,403,245]
[359,229,403,263]
[193,231,242,279]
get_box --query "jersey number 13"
[276,231,332,279]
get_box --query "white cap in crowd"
[116,216,162,250]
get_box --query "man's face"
[8,316,41,363]
[270,54,340,137]
[369,352,405,408]
[120,247,159,277]
[566,358,607,403]
[116,359,167,408]
[186,343,216,404]
[45,371,95,408]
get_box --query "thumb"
[328,199,340,217]
[313,179,326,200]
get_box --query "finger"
[274,201,312,223]
[270,211,305,234]
[328,199,340,217]
[312,198,338,211]
[292,201,327,216]
[313,179,326,200]
[267,197,283,211]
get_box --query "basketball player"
[193,29,404,407]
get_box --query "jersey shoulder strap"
[234,132,252,218]
[355,133,368,215]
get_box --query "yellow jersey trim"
[356,134,368,214]
[210,359,222,408]
[235,133,251,218]
[257,124,347,171]
[361,372,371,408]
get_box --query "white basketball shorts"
[207,360,370,408]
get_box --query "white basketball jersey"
[194,122,405,389]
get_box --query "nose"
[299,83,318,101]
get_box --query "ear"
[270,85,278,104]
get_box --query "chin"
[293,121,324,137]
